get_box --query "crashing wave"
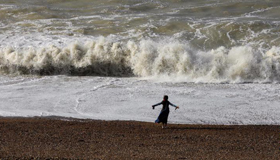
[1,38,280,83]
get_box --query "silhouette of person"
[152,95,179,128]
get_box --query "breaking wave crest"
[1,38,280,83]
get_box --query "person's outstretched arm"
[152,102,162,109]
[169,102,179,110]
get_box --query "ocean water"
[0,0,280,124]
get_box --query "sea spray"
[1,37,280,83]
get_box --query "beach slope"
[0,118,279,159]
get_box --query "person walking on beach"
[152,95,179,128]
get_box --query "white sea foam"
[0,75,279,125]
[1,36,280,83]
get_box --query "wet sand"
[0,117,279,159]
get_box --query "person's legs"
[164,113,169,128]
[162,123,167,129]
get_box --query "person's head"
[163,95,168,101]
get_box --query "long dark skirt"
[155,110,169,124]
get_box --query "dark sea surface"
[0,0,280,83]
